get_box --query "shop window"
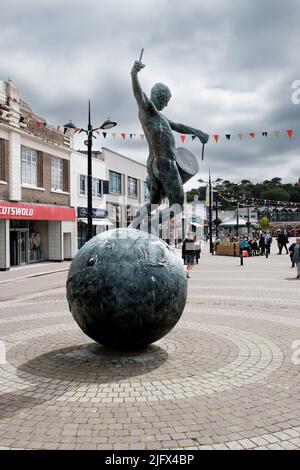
[22,147,37,186]
[109,171,122,194]
[51,157,63,191]
[128,176,138,198]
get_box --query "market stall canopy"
[220,216,249,227]
[78,218,114,226]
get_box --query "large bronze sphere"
[66,228,187,350]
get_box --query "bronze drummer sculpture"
[130,49,209,232]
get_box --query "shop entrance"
[10,229,29,266]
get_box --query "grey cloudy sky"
[1,0,300,189]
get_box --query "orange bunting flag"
[249,132,255,138]
[213,134,219,142]
[287,129,293,138]
[180,135,186,143]
[121,133,126,140]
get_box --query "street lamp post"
[64,102,117,242]
[198,172,222,255]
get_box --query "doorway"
[10,230,29,266]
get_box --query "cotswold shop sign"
[0,206,33,217]
[0,201,75,221]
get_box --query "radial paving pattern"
[0,248,300,450]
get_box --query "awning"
[189,222,203,228]
[78,218,114,226]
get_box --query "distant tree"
[261,188,289,201]
[223,180,231,187]
[241,179,252,185]
[271,177,282,185]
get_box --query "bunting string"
[216,191,300,208]
[1,112,298,144]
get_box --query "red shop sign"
[0,201,75,221]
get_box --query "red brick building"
[0,80,76,270]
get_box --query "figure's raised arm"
[131,61,151,111]
[167,118,209,144]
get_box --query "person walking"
[264,231,272,255]
[277,230,289,254]
[292,238,300,279]
[182,232,195,278]
[289,241,296,268]
[259,233,265,255]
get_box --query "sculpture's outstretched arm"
[168,118,209,144]
[131,61,151,111]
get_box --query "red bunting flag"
[180,135,186,143]
[287,129,293,138]
[249,132,255,138]
[213,134,219,142]
[36,120,41,129]
[121,133,126,140]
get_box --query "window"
[144,181,150,201]
[109,171,122,194]
[128,176,138,198]
[95,179,102,198]
[51,158,63,191]
[21,147,37,185]
[79,175,102,197]
[80,175,86,195]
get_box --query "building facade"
[0,80,76,270]
[77,147,149,233]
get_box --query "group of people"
[239,232,273,257]
[182,230,300,280]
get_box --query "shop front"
[77,207,112,248]
[0,201,76,270]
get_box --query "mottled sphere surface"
[66,228,187,350]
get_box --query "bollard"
[240,255,243,266]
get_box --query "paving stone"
[1,249,300,449]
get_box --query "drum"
[175,147,199,184]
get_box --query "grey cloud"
[0,0,299,185]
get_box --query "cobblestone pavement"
[0,246,300,450]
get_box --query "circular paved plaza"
[0,247,300,450]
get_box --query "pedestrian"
[277,230,289,254]
[264,231,272,255]
[289,241,296,268]
[240,236,251,256]
[292,238,300,279]
[259,233,265,255]
[194,238,201,264]
[182,232,195,278]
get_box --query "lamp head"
[100,118,117,130]
[63,120,77,129]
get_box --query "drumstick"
[201,143,205,161]
[139,48,144,62]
